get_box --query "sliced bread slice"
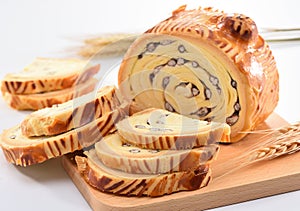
[21,85,120,137]
[0,109,122,166]
[75,149,211,197]
[95,133,219,174]
[1,57,100,95]
[2,78,97,110]
[116,108,230,150]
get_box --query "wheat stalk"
[249,139,300,162]
[248,122,300,162]
[77,33,139,58]
[214,122,300,179]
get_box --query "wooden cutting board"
[61,113,300,210]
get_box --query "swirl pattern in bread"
[118,6,279,142]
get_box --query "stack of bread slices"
[76,108,230,197]
[1,57,100,110]
[0,85,124,166]
[0,81,230,196]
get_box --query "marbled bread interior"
[118,5,279,142]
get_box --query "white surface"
[0,0,299,210]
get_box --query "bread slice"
[2,78,97,110]
[21,85,120,137]
[95,133,219,174]
[75,149,211,197]
[0,109,122,166]
[116,108,230,150]
[1,57,100,95]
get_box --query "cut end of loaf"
[118,6,279,143]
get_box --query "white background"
[0,0,299,210]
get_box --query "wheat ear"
[78,33,139,58]
[248,122,300,162]
[214,122,300,179]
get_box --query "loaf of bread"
[75,149,211,197]
[0,109,122,166]
[118,5,279,142]
[116,108,230,149]
[21,85,120,137]
[95,133,219,174]
[1,57,100,95]
[2,78,97,110]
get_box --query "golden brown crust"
[2,78,97,110]
[75,150,211,197]
[1,58,100,95]
[0,109,123,166]
[118,6,279,142]
[20,86,120,137]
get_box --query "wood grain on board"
[61,113,300,210]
